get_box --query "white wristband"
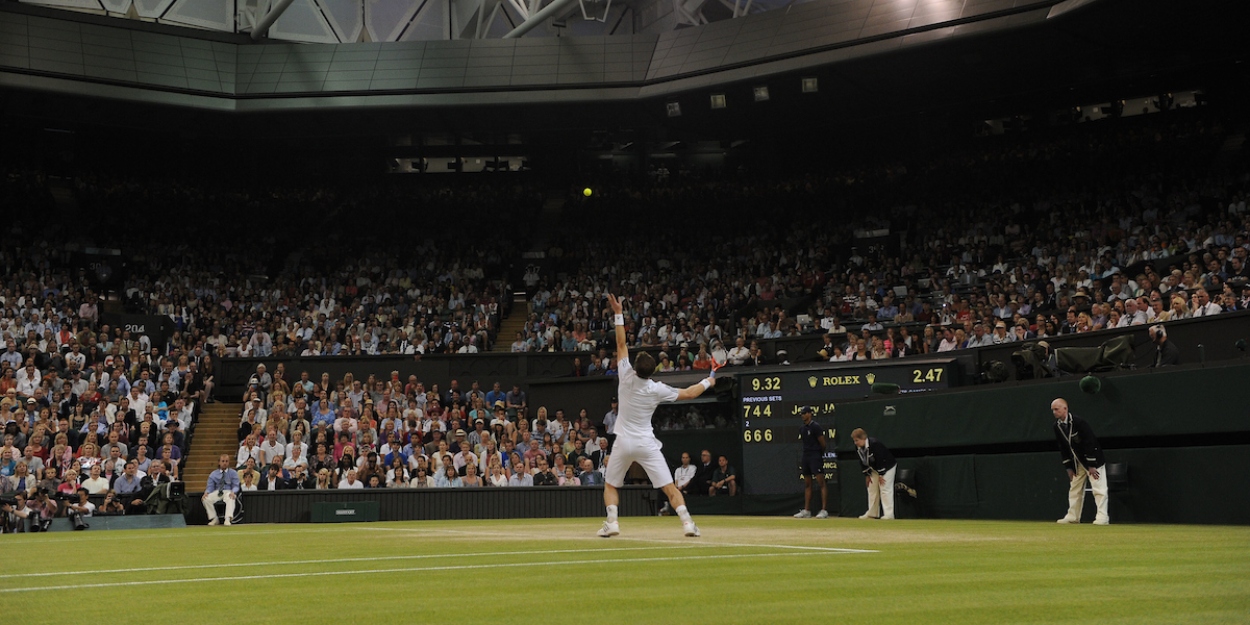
[699,379,712,391]
[614,314,625,326]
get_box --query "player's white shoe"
[683,522,701,537]
[597,521,620,538]
[794,509,812,518]
[815,510,829,519]
[1057,517,1078,524]
[858,514,878,520]
[1092,518,1109,526]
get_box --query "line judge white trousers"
[202,490,237,521]
[864,466,896,520]
[1063,463,1108,523]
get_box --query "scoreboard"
[738,358,956,495]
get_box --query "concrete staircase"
[493,293,530,352]
[182,402,241,490]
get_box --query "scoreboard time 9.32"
[736,359,956,495]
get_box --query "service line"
[0,551,869,594]
[15,545,700,578]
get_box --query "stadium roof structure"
[9,0,889,43]
[0,0,1244,135]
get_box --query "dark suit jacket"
[532,470,558,487]
[857,438,896,475]
[284,475,315,490]
[258,474,289,491]
[690,462,715,493]
[589,450,610,470]
[1153,340,1181,367]
[1054,415,1105,470]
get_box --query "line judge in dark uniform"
[793,406,829,519]
[1051,398,1109,525]
[852,428,896,520]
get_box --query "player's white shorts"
[604,435,672,489]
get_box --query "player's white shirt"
[614,358,678,439]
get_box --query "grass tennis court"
[2,517,1247,624]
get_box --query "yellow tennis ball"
[583,188,593,197]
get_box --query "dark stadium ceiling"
[0,0,1246,147]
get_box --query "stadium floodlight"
[710,94,727,109]
[801,77,818,93]
[753,86,769,102]
[666,102,682,117]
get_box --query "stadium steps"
[183,402,242,489]
[493,293,529,352]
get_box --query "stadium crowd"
[518,112,1249,362]
[222,369,739,494]
[228,372,625,490]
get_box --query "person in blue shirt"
[310,399,335,429]
[201,454,241,525]
[577,458,604,487]
[793,406,829,519]
[485,382,507,408]
[112,459,147,514]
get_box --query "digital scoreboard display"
[738,359,955,495]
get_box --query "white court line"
[17,545,701,578]
[0,551,866,594]
[0,526,370,545]
[363,526,877,554]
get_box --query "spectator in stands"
[81,464,109,495]
[338,467,364,489]
[435,465,464,488]
[577,457,603,487]
[113,459,146,514]
[1190,288,1222,317]
[532,456,558,486]
[286,463,313,489]
[508,463,534,486]
[240,469,258,492]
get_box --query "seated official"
[201,454,240,526]
[709,455,737,496]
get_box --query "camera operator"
[1,492,31,533]
[97,490,125,516]
[1148,325,1180,367]
[64,487,93,530]
[65,487,95,518]
[26,487,58,532]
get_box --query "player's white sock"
[676,505,692,524]
[606,505,619,523]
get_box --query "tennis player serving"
[598,293,720,538]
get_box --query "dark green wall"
[840,445,1250,524]
[834,363,1250,453]
[834,363,1250,524]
